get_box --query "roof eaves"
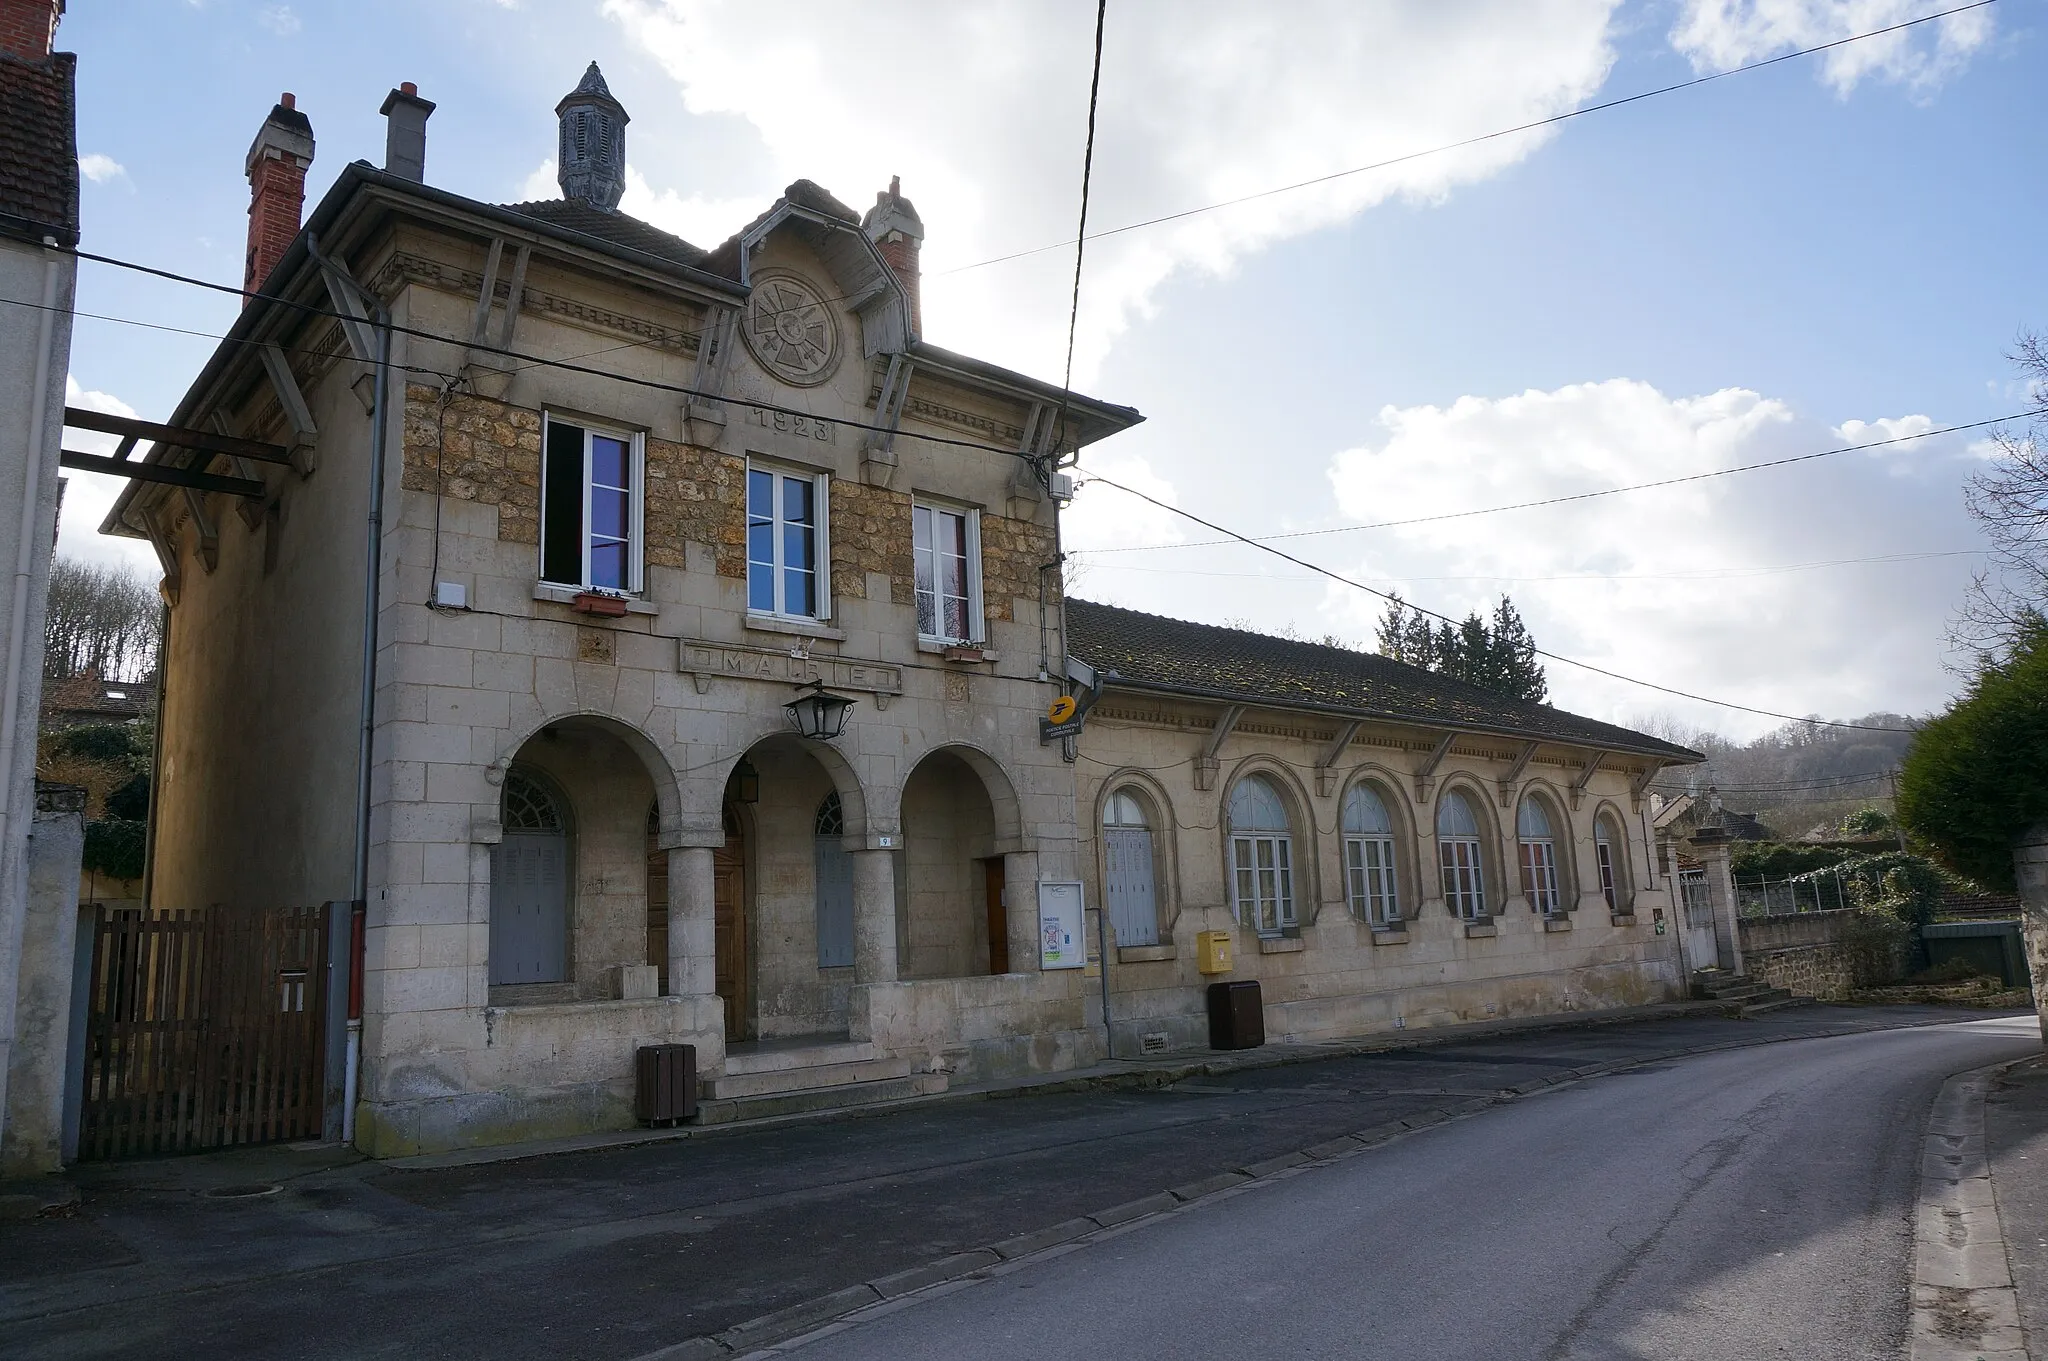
[907,341,1144,440]
[1095,673,1703,765]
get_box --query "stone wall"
[1736,910,1864,1001]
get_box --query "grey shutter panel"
[814,835,855,968]
[1104,828,1158,947]
[491,832,568,984]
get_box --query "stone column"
[1690,827,1742,975]
[0,800,83,1175]
[2010,823,2048,1042]
[850,848,898,986]
[668,846,715,999]
[1003,849,1041,977]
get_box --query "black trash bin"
[1207,979,1265,1051]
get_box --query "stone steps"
[695,1072,948,1126]
[1691,970,1814,1016]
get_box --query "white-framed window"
[747,461,831,619]
[1517,795,1562,916]
[1228,775,1295,935]
[1595,814,1626,912]
[1103,788,1159,948]
[1342,782,1400,926]
[1437,790,1487,921]
[912,500,983,644]
[541,414,644,592]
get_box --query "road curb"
[621,1016,1969,1361]
[1908,1056,2036,1361]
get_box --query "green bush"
[103,771,149,822]
[1898,624,2048,890]
[82,817,146,882]
[56,723,146,768]
[1731,842,1852,878]
[1841,807,1893,836]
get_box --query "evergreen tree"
[1372,594,1549,703]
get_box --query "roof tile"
[0,51,77,245]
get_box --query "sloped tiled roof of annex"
[0,50,78,245]
[1066,599,1701,763]
[500,179,863,283]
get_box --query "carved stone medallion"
[742,269,840,387]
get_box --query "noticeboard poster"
[1037,880,1086,970]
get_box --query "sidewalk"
[1986,1054,2048,1358]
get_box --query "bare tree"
[1949,330,2048,664]
[43,557,161,683]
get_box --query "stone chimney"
[862,176,924,339]
[379,81,435,183]
[555,62,628,212]
[0,0,61,61]
[243,93,314,305]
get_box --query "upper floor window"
[1228,775,1295,935]
[541,415,642,592]
[1517,795,1562,916]
[1437,790,1486,921]
[913,501,983,644]
[1595,813,1627,912]
[748,463,829,619]
[1103,788,1160,948]
[1342,782,1400,926]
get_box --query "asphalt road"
[789,1015,2043,1361]
[0,1006,2031,1361]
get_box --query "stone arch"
[1513,780,1576,915]
[893,740,1024,850]
[489,709,680,838]
[895,743,1023,980]
[1220,755,1320,930]
[1589,798,1637,911]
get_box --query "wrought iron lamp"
[785,678,856,741]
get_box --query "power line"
[1083,472,1916,733]
[1084,414,2023,554]
[1077,548,1985,585]
[930,1,1999,278]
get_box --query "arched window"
[1342,782,1400,925]
[1595,812,1628,912]
[491,768,569,985]
[1229,775,1295,935]
[1517,795,1562,916]
[1102,789,1159,948]
[503,768,564,831]
[1437,790,1486,921]
[814,792,854,967]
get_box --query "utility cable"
[932,1,1999,278]
[1085,414,2023,553]
[1083,472,1915,733]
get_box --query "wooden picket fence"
[77,904,331,1160]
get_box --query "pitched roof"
[1065,598,1701,762]
[498,197,709,270]
[0,50,78,245]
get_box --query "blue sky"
[49,1,2046,738]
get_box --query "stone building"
[103,67,1703,1158]
[0,0,82,1176]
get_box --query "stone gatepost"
[1688,826,1744,976]
[2011,823,2048,1042]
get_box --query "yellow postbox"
[1196,929,1233,975]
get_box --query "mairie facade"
[108,67,1702,1157]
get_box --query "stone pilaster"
[2010,823,2048,1042]
[667,847,715,1000]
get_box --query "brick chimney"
[0,0,61,61]
[862,176,924,339]
[243,92,315,305]
[380,81,434,183]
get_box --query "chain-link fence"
[1734,871,1850,917]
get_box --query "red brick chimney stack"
[0,0,61,61]
[862,175,925,339]
[243,92,316,305]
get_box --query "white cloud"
[255,5,301,37]
[599,0,1626,385]
[1306,377,1984,735]
[1671,0,1994,96]
[77,153,126,185]
[56,377,162,579]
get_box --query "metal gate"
[1679,870,1721,972]
[77,904,331,1160]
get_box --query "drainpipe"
[337,279,393,1149]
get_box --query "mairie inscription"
[677,638,903,694]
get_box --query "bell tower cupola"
[555,61,629,212]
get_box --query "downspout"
[341,294,394,1149]
[139,597,167,908]
[0,246,63,907]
